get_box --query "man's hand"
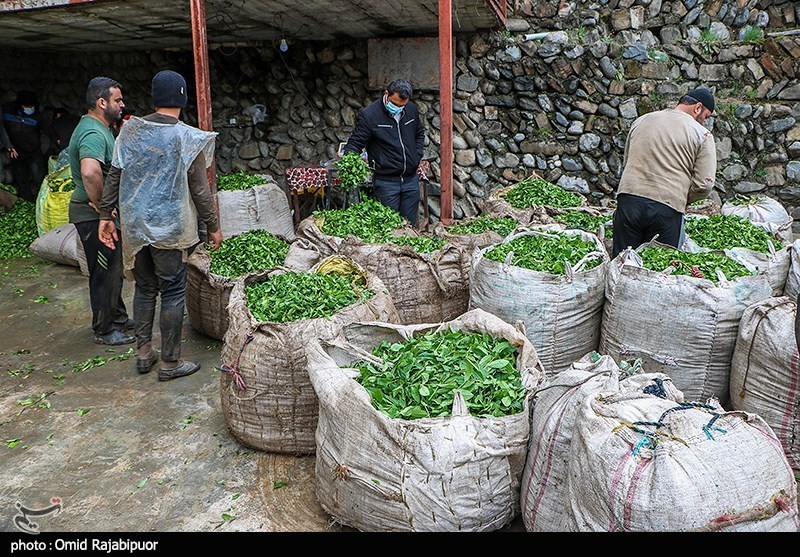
[98,219,118,250]
[207,229,223,252]
[8,148,17,159]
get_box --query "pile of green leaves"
[316,199,406,243]
[0,200,37,259]
[684,214,782,254]
[334,152,371,192]
[317,200,446,253]
[447,215,518,237]
[639,246,754,283]
[501,178,584,209]
[353,330,525,419]
[554,210,614,238]
[209,230,289,278]
[0,183,16,195]
[246,271,373,322]
[383,235,445,254]
[48,175,75,193]
[484,232,602,274]
[216,172,268,192]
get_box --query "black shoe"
[115,318,135,331]
[93,330,135,346]
[158,361,201,382]
[136,350,159,374]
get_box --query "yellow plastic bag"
[36,165,74,236]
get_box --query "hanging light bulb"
[279,38,288,52]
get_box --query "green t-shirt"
[68,114,115,224]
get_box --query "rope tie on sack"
[620,401,725,455]
[642,378,667,399]
[216,331,255,391]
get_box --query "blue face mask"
[384,95,403,116]
[21,106,35,116]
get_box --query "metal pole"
[189,0,218,203]
[438,0,453,225]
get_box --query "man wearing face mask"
[343,78,426,226]
[611,87,718,259]
[2,90,49,202]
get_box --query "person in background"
[48,107,80,157]
[611,87,717,259]
[98,70,223,381]
[343,78,426,227]
[2,90,49,202]
[0,106,18,186]
[68,76,133,346]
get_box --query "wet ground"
[0,256,349,534]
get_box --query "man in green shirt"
[68,76,133,346]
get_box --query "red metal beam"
[189,0,218,205]
[486,0,507,24]
[438,0,453,225]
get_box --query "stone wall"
[1,0,799,226]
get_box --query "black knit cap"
[17,90,37,107]
[152,70,188,109]
[685,87,715,113]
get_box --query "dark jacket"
[1,102,49,155]
[344,97,425,180]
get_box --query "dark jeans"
[373,174,420,226]
[612,193,683,259]
[74,220,129,336]
[11,151,45,203]
[133,246,188,364]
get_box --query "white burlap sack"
[599,247,773,405]
[722,196,793,244]
[784,239,800,300]
[186,238,289,341]
[521,353,683,532]
[730,296,800,471]
[306,308,546,532]
[186,244,233,341]
[282,215,342,271]
[683,214,789,296]
[479,183,574,226]
[286,214,470,324]
[216,180,296,241]
[28,223,88,276]
[339,236,469,325]
[470,225,608,372]
[220,256,400,454]
[567,389,798,531]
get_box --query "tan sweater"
[617,108,717,213]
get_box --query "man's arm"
[686,134,717,205]
[187,151,222,250]
[98,165,121,220]
[343,109,371,155]
[80,157,105,209]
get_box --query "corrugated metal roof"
[0,0,504,51]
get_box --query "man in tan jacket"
[612,87,717,258]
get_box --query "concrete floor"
[0,256,350,533]
[0,255,526,534]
